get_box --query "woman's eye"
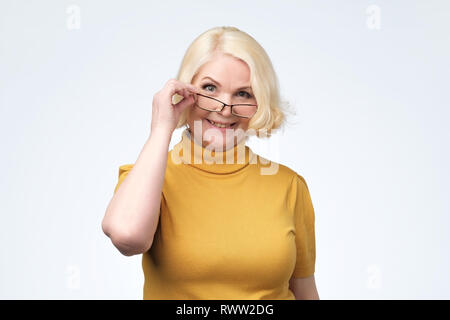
[202,84,215,92]
[238,91,252,99]
[201,84,252,98]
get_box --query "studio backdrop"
[0,0,449,299]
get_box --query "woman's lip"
[206,119,236,125]
[204,118,237,128]
[206,119,235,124]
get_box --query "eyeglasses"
[193,93,258,118]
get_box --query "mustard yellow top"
[113,129,316,300]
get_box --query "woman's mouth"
[205,119,237,129]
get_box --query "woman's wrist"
[150,124,174,140]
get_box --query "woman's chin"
[189,119,247,149]
[202,139,233,151]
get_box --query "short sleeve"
[291,174,316,278]
[114,164,134,194]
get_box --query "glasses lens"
[196,95,223,112]
[232,104,258,118]
[195,94,257,118]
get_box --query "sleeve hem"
[292,265,315,278]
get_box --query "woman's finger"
[164,80,199,101]
[186,83,201,94]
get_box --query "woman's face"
[187,52,257,150]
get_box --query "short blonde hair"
[175,26,292,138]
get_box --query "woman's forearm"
[289,275,320,300]
[102,126,172,256]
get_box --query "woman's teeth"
[207,119,235,128]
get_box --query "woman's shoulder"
[273,163,314,207]
[252,153,306,182]
[280,164,312,195]
[280,163,308,185]
[259,157,310,192]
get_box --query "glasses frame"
[193,93,258,119]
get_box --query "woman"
[102,26,319,300]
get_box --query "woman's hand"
[150,79,200,134]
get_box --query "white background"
[1,0,449,299]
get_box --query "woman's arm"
[102,126,172,256]
[289,275,320,300]
[102,79,199,257]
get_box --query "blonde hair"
[175,26,293,138]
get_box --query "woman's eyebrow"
[201,76,252,91]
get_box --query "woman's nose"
[219,104,233,117]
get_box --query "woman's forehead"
[194,58,251,87]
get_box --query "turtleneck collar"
[170,128,255,174]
